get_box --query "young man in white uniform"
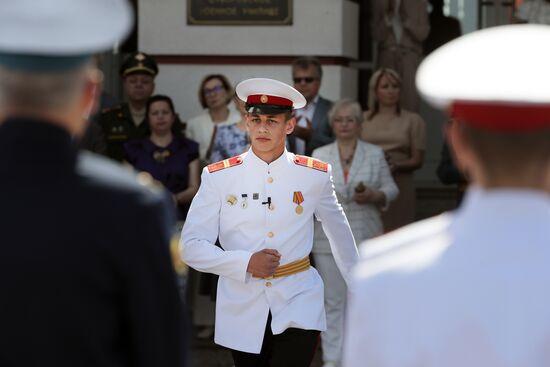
[181,78,359,367]
[344,24,550,367]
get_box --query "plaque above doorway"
[187,0,292,25]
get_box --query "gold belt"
[256,256,310,280]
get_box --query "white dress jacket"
[181,149,359,353]
[344,187,550,367]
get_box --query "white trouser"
[314,252,347,365]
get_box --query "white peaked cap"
[0,0,133,55]
[237,78,307,110]
[416,24,550,130]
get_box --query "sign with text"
[188,0,292,25]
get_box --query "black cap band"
[246,104,292,115]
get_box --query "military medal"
[226,195,237,206]
[241,194,248,209]
[253,193,259,200]
[293,191,304,214]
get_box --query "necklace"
[341,155,353,166]
[339,142,356,166]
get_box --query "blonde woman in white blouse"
[312,99,398,367]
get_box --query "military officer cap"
[236,78,307,115]
[120,52,159,77]
[416,24,550,131]
[0,0,132,71]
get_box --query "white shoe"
[196,326,214,339]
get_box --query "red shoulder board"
[207,156,243,173]
[293,155,328,172]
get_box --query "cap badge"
[260,95,269,104]
[293,191,304,215]
[135,53,145,61]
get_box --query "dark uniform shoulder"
[207,155,243,173]
[293,154,329,172]
[76,151,165,200]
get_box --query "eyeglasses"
[203,85,225,97]
[293,77,318,84]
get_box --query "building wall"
[138,0,359,120]
[139,0,358,57]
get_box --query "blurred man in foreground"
[344,24,550,367]
[0,1,187,366]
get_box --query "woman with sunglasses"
[186,74,241,166]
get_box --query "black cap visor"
[246,104,292,115]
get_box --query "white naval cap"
[0,0,133,71]
[416,24,550,131]
[236,78,307,115]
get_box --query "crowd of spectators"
[75,0,480,361]
[8,1,543,366]
[78,50,431,365]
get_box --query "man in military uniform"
[0,1,187,366]
[99,52,186,161]
[99,51,157,161]
[181,78,359,367]
[344,25,550,367]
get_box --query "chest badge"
[293,191,304,215]
[241,194,248,209]
[226,195,238,206]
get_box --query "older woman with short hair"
[312,98,399,367]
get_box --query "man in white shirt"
[290,56,334,155]
[181,78,358,367]
[344,24,550,367]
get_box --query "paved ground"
[190,330,323,367]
